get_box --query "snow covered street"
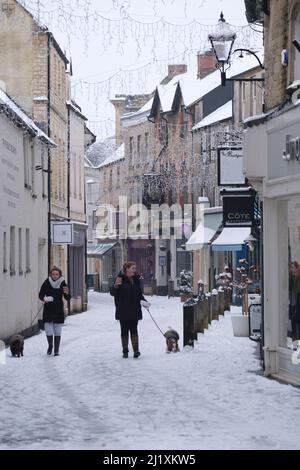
[1,292,300,450]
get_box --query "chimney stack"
[197,50,217,79]
[160,64,187,85]
[168,64,187,80]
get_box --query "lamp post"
[208,12,265,86]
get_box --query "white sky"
[22,0,255,139]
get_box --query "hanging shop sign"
[51,221,73,244]
[222,189,256,227]
[217,147,246,186]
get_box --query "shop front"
[244,103,300,385]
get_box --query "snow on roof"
[121,50,264,124]
[192,100,232,130]
[180,51,264,107]
[121,97,154,127]
[97,143,125,168]
[157,82,179,113]
[0,89,56,147]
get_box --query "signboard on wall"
[218,147,246,186]
[51,222,73,244]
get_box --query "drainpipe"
[83,179,88,311]
[67,103,71,315]
[47,33,52,273]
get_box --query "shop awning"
[87,243,117,257]
[186,212,222,251]
[211,227,251,251]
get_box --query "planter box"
[231,315,249,337]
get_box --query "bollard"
[183,302,196,347]
[224,288,231,312]
[206,295,212,324]
[203,298,209,329]
[194,301,203,334]
[211,291,218,320]
[218,290,225,316]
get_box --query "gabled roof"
[121,97,154,127]
[0,88,56,147]
[148,51,264,118]
[97,143,125,169]
[192,100,232,131]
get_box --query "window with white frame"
[23,135,31,188]
[41,149,46,197]
[250,81,257,116]
[18,228,23,275]
[79,154,82,200]
[10,226,15,276]
[145,132,149,161]
[293,9,300,80]
[31,141,36,196]
[3,232,7,273]
[137,135,141,165]
[26,228,30,273]
[129,136,133,166]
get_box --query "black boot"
[121,336,129,358]
[131,334,141,358]
[46,336,53,355]
[54,336,61,356]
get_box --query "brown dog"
[10,335,24,357]
[164,329,180,353]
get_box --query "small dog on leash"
[10,335,24,357]
[164,328,180,353]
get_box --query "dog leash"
[29,304,44,327]
[144,307,165,337]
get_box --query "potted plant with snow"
[179,270,194,302]
[230,259,253,337]
[215,265,232,311]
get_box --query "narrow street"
[1,292,300,450]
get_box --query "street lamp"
[208,12,264,86]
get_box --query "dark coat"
[110,271,145,321]
[39,278,71,324]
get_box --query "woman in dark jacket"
[39,266,70,356]
[110,261,145,358]
[289,261,300,341]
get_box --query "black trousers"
[120,319,138,336]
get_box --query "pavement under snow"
[1,292,300,450]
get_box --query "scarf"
[48,276,65,289]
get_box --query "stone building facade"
[0,84,55,341]
[0,0,89,314]
[244,0,300,385]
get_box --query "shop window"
[287,198,300,347]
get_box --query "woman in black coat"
[110,261,145,358]
[39,266,70,356]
